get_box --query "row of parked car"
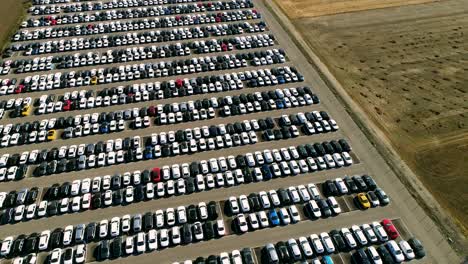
[1,199,220,258]
[13,10,262,44]
[1,139,353,224]
[17,50,283,93]
[14,22,267,56]
[175,248,255,264]
[58,0,226,14]
[261,220,425,263]
[11,33,275,75]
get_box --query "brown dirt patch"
[0,0,29,50]
[283,0,468,235]
[274,0,442,19]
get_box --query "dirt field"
[0,0,28,51]
[276,0,441,19]
[274,0,468,236]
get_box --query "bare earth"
[274,0,468,236]
[0,0,27,50]
[276,0,441,18]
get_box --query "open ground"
[0,0,28,51]
[274,0,468,240]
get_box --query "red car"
[152,167,161,182]
[381,219,399,239]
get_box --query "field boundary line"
[262,0,467,257]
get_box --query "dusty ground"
[274,0,468,235]
[276,0,441,18]
[0,0,28,51]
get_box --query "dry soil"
[274,0,468,236]
[0,0,28,50]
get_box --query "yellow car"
[47,130,57,141]
[21,106,31,116]
[91,76,98,85]
[356,193,371,209]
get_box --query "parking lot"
[0,0,460,264]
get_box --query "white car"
[99,220,109,238]
[327,197,341,214]
[320,232,336,253]
[288,205,301,223]
[341,228,357,249]
[298,236,313,257]
[309,234,325,254]
[147,230,158,250]
[386,240,405,262]
[307,200,321,218]
[49,248,62,264]
[238,195,250,213]
[125,236,134,255]
[216,220,226,236]
[351,225,368,246]
[372,222,389,242]
[121,215,131,233]
[399,240,415,260]
[236,214,248,233]
[248,213,259,230]
[63,225,74,246]
[0,236,13,256]
[159,229,170,248]
[110,217,120,237]
[136,232,146,253]
[38,230,51,251]
[75,244,86,264]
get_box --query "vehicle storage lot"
[0,0,461,263]
[275,0,468,244]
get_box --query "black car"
[26,187,39,204]
[248,194,261,211]
[204,221,215,240]
[187,205,198,223]
[241,248,255,264]
[352,175,368,192]
[111,175,121,190]
[324,180,338,196]
[377,245,395,264]
[92,194,102,209]
[344,176,359,193]
[329,229,347,252]
[144,212,153,231]
[50,228,63,249]
[207,201,218,220]
[86,222,97,242]
[1,208,13,224]
[47,200,58,216]
[352,248,371,264]
[362,175,377,190]
[59,182,71,198]
[408,238,426,259]
[275,241,291,262]
[97,240,110,260]
[12,235,26,257]
[113,190,123,205]
[182,224,192,244]
[111,237,122,259]
[317,199,332,218]
[278,188,291,205]
[63,248,73,264]
[24,233,38,254]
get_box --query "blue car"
[262,165,272,180]
[322,255,334,264]
[276,100,284,109]
[277,76,285,84]
[144,147,153,159]
[100,124,109,133]
[268,209,280,226]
